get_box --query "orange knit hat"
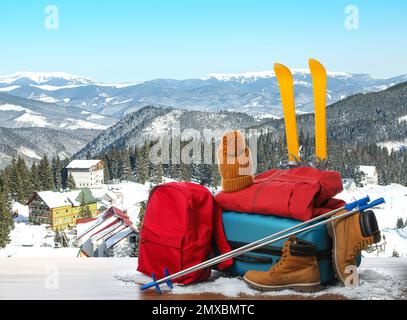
[217,130,254,192]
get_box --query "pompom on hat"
[217,130,254,192]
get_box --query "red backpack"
[137,182,233,284]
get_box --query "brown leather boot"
[243,237,321,292]
[328,209,381,284]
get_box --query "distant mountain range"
[77,82,407,160]
[0,70,406,169]
[1,70,407,119]
[0,92,117,130]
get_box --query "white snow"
[398,115,407,123]
[0,104,29,112]
[0,71,95,85]
[37,190,83,208]
[36,94,60,103]
[18,146,42,160]
[12,202,29,223]
[31,84,86,91]
[58,118,109,130]
[14,112,48,127]
[0,85,20,92]
[203,69,352,82]
[337,183,407,257]
[377,139,407,153]
[143,109,184,139]
[66,159,102,169]
[0,222,55,258]
[87,114,105,120]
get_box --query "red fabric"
[215,167,345,221]
[137,182,233,285]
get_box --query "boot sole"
[243,276,321,293]
[327,220,346,284]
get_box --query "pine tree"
[38,156,54,191]
[52,156,63,191]
[180,162,191,182]
[118,149,132,180]
[151,162,163,185]
[136,145,149,184]
[396,217,405,229]
[29,163,41,193]
[0,179,13,249]
[78,191,92,219]
[66,173,76,189]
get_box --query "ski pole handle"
[344,196,370,211]
[358,198,385,212]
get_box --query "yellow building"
[27,188,98,231]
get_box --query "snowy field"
[337,184,407,257]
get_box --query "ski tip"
[308,58,326,73]
[274,63,291,73]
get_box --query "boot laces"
[350,238,373,259]
[271,243,290,270]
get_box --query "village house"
[77,207,137,257]
[66,160,105,188]
[358,165,379,186]
[27,188,98,231]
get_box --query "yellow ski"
[274,63,300,162]
[309,58,327,162]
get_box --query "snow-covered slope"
[1,71,406,119]
[0,126,101,169]
[338,183,407,258]
[0,92,117,130]
[76,105,256,158]
[0,71,96,86]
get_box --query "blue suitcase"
[222,211,349,285]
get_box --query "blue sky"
[0,0,406,82]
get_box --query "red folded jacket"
[215,167,345,221]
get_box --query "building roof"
[35,188,97,209]
[76,206,133,241]
[66,160,102,169]
[76,218,97,224]
[105,226,135,249]
[359,166,377,177]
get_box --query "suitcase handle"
[234,254,273,264]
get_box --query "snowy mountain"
[75,106,256,157]
[0,92,117,130]
[0,127,101,169]
[1,71,406,119]
[0,71,96,86]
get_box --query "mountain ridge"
[1,70,407,119]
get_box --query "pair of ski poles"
[140,196,384,293]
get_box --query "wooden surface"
[0,257,405,300]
